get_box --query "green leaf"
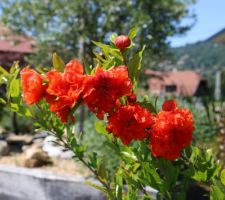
[20,107,32,117]
[128,46,145,89]
[92,40,122,68]
[10,103,19,112]
[140,162,166,194]
[6,63,20,100]
[93,51,105,62]
[139,100,156,113]
[128,27,139,40]
[0,75,8,84]
[0,66,9,75]
[210,179,225,200]
[110,33,118,43]
[141,196,154,200]
[192,170,208,182]
[121,151,138,163]
[92,41,113,51]
[82,57,92,75]
[105,141,121,156]
[97,160,108,183]
[9,79,20,98]
[52,53,65,72]
[0,98,6,104]
[220,169,225,186]
[95,121,111,139]
[127,187,138,200]
[115,174,123,199]
[189,146,220,182]
[88,152,98,168]
[9,62,19,74]
[85,181,107,194]
[158,159,179,187]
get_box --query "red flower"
[47,59,84,98]
[83,66,132,119]
[20,68,46,104]
[149,100,194,160]
[115,35,131,51]
[65,59,84,75]
[56,106,75,124]
[107,103,154,145]
[46,70,70,97]
[64,59,85,99]
[44,94,75,123]
[162,99,177,112]
[45,60,85,123]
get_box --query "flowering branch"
[0,29,224,199]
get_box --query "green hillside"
[171,42,225,71]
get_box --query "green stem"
[121,51,127,65]
[54,133,114,199]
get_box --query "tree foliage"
[0,0,196,66]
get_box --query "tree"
[0,0,196,67]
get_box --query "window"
[165,85,176,92]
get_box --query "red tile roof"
[145,69,207,97]
[0,24,34,53]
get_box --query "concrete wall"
[0,165,105,200]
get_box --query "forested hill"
[171,41,225,71]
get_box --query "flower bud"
[115,35,131,51]
[162,99,177,112]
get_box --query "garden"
[0,1,225,200]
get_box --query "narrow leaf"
[110,33,118,43]
[9,79,20,98]
[140,101,156,113]
[82,57,92,75]
[0,66,9,75]
[220,169,225,186]
[52,53,65,72]
[95,121,108,135]
[9,62,19,74]
[97,161,108,184]
[128,46,145,89]
[128,27,139,40]
[85,181,107,194]
[0,98,6,104]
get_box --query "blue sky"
[170,0,225,47]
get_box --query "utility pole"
[78,36,85,133]
[214,70,221,101]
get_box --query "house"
[0,23,34,69]
[145,69,209,97]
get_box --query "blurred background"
[0,0,225,185]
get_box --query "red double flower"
[83,65,132,119]
[107,103,154,145]
[149,100,194,160]
[46,60,85,123]
[20,68,46,105]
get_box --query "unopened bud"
[115,35,131,51]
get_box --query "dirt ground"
[0,153,90,177]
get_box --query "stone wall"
[0,165,105,200]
